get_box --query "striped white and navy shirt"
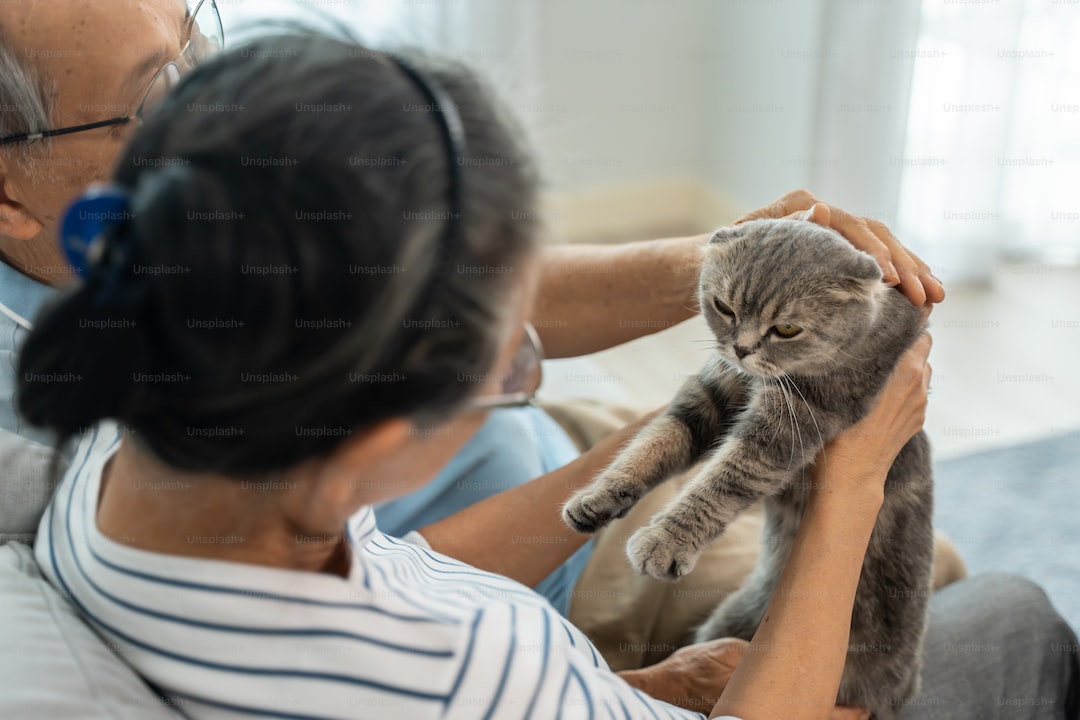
[36,426,732,719]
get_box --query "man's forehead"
[0,0,190,111]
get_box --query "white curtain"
[896,1,1080,283]
[806,1,923,226]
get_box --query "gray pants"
[900,573,1079,719]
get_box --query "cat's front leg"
[626,427,807,580]
[562,413,700,533]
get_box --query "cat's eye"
[711,297,734,317]
[772,323,803,338]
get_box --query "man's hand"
[738,189,945,308]
[619,638,870,719]
[619,638,747,714]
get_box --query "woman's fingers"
[911,330,933,366]
[839,332,931,461]
[814,330,932,500]
[894,332,933,436]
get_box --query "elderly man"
[0,0,225,531]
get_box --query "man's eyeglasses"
[466,324,544,411]
[0,0,223,147]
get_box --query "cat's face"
[700,219,885,379]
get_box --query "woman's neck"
[95,438,352,578]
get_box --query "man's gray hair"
[0,25,52,156]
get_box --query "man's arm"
[416,411,656,587]
[532,237,705,359]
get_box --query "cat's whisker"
[785,376,825,452]
[784,377,809,469]
[827,356,862,371]
[833,345,876,362]
[776,377,800,472]
[787,381,805,471]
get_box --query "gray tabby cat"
[563,218,933,719]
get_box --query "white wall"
[524,0,710,193]
[522,1,918,229]
[218,0,714,189]
[700,0,824,212]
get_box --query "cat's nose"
[734,345,753,359]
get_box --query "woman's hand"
[813,331,933,504]
[620,639,870,719]
[738,189,945,308]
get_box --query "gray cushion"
[0,542,183,719]
[0,426,61,546]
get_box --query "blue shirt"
[0,260,61,544]
[0,259,55,446]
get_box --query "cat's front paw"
[563,482,640,534]
[626,525,702,580]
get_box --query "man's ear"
[0,161,44,241]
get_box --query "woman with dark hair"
[17,29,1077,720]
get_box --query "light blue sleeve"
[375,406,593,616]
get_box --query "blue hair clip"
[60,185,132,277]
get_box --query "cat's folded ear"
[846,249,885,282]
[827,251,885,300]
[708,226,744,245]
